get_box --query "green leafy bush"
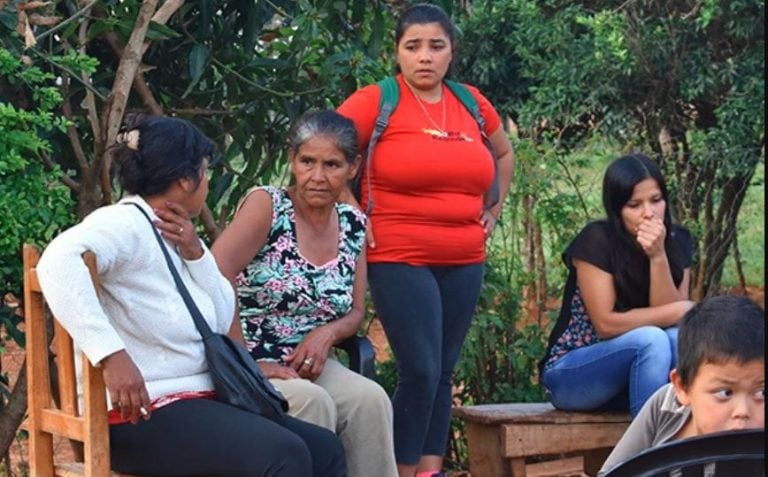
[0,46,73,351]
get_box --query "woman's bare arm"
[211,190,272,281]
[576,259,694,338]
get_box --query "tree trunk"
[697,167,756,297]
[521,194,537,328]
[0,360,27,458]
[534,219,547,328]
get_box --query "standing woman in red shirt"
[338,4,514,476]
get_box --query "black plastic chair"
[603,428,765,477]
[334,335,376,379]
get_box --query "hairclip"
[116,129,140,150]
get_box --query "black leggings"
[368,262,484,464]
[109,398,346,477]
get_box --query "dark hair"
[110,115,215,197]
[603,153,673,232]
[676,295,765,387]
[287,110,358,164]
[602,153,686,296]
[394,3,456,74]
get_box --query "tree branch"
[41,152,81,191]
[149,0,185,30]
[59,79,90,173]
[200,203,222,243]
[104,31,164,115]
[33,0,97,43]
[99,0,160,205]
[78,7,102,157]
[133,73,164,115]
[164,108,235,116]
[0,361,28,456]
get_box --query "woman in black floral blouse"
[539,154,695,418]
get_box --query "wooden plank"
[55,462,86,477]
[465,422,509,477]
[82,351,111,477]
[24,244,56,477]
[582,447,612,476]
[454,403,629,426]
[40,410,86,441]
[55,462,135,477]
[55,321,79,416]
[28,268,43,292]
[510,457,527,477]
[525,456,586,477]
[81,252,113,477]
[502,422,629,458]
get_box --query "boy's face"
[671,358,764,437]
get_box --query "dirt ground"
[0,311,79,477]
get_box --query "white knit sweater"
[37,196,235,400]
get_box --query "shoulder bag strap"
[130,203,214,339]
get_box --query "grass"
[721,160,765,287]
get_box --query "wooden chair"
[24,244,120,477]
[602,428,765,477]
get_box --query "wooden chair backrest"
[23,243,115,477]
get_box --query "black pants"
[110,398,346,477]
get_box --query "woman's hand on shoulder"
[636,217,666,259]
[258,361,300,380]
[101,350,151,424]
[154,201,203,260]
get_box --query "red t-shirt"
[338,74,501,266]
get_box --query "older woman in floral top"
[213,110,397,477]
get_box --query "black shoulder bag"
[133,204,288,420]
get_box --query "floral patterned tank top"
[237,186,367,362]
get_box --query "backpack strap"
[356,77,500,213]
[353,76,399,215]
[445,79,500,208]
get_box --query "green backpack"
[354,76,500,214]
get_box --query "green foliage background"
[0,0,764,471]
[0,48,73,346]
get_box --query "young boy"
[599,295,765,475]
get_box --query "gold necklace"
[410,84,447,138]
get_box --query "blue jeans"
[368,262,484,465]
[541,326,677,417]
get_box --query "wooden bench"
[453,402,631,477]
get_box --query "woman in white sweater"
[37,115,346,477]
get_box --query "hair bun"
[116,129,140,150]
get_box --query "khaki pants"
[271,358,397,477]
